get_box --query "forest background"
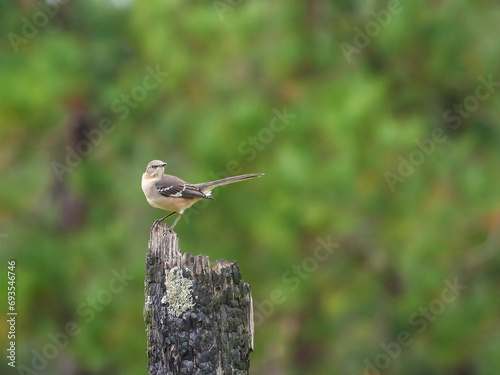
[1,1,500,374]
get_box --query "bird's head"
[144,160,167,178]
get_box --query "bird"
[141,160,264,231]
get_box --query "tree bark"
[144,226,254,375]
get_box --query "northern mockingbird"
[142,160,264,230]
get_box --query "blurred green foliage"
[1,1,500,374]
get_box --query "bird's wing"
[155,175,214,200]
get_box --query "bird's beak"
[161,163,167,167]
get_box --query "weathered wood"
[144,225,254,375]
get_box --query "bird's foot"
[150,219,163,231]
[150,220,175,233]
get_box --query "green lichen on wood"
[144,305,153,324]
[164,267,195,316]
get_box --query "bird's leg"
[151,212,177,231]
[166,210,184,232]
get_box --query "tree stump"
[144,225,254,375]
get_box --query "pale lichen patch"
[164,267,195,316]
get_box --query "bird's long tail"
[196,173,264,193]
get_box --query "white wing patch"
[156,183,212,200]
[158,185,174,195]
[171,185,188,197]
